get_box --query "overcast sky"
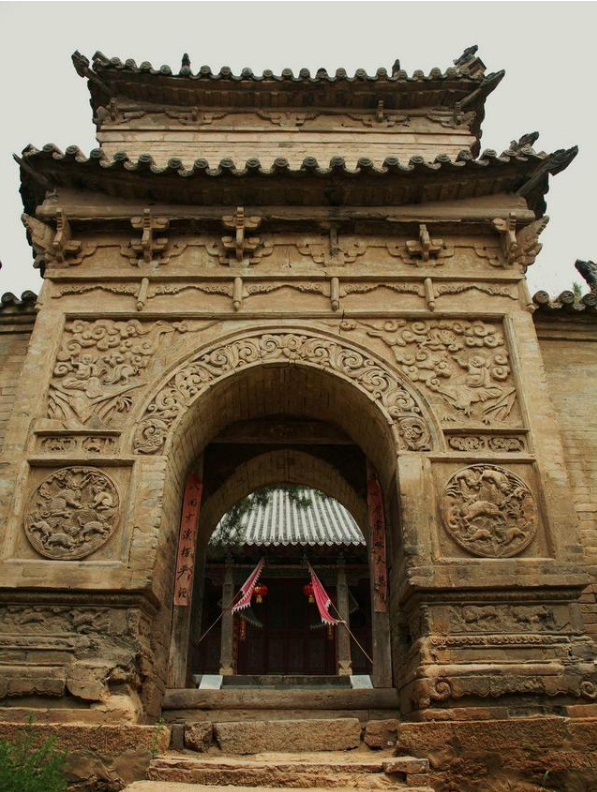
[1,1,595,298]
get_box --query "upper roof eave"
[17,143,578,217]
[71,49,504,146]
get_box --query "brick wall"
[535,314,597,640]
[0,305,37,452]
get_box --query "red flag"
[231,558,265,613]
[308,564,342,626]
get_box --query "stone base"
[396,716,597,791]
[0,721,170,791]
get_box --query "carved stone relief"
[37,434,118,454]
[440,464,538,558]
[448,604,568,633]
[342,319,518,425]
[446,434,526,452]
[133,330,433,454]
[48,319,188,427]
[24,467,120,560]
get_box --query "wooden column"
[336,563,353,676]
[219,558,235,676]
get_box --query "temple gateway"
[1,46,597,791]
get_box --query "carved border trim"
[129,326,441,455]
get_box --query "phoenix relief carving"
[440,464,538,558]
[48,319,188,428]
[25,467,119,560]
[343,319,517,425]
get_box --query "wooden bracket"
[405,224,449,264]
[222,207,262,263]
[130,209,170,264]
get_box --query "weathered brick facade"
[1,46,597,790]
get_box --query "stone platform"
[163,687,400,723]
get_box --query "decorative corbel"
[298,224,367,267]
[424,278,436,311]
[221,207,262,264]
[404,224,452,265]
[330,277,340,311]
[233,277,243,311]
[126,209,170,265]
[22,210,91,270]
[136,277,149,311]
[492,212,548,269]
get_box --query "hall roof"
[211,490,365,548]
[17,141,577,216]
[72,47,499,116]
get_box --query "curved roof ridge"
[73,48,490,84]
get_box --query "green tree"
[572,281,584,303]
[0,717,68,792]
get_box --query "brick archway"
[199,448,368,543]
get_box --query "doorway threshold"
[193,674,372,690]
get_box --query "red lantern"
[303,583,315,603]
[253,583,268,604]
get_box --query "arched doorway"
[141,329,438,700]
[162,362,403,692]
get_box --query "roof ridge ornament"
[454,44,486,77]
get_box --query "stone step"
[125,784,435,792]
[165,708,400,724]
[214,718,362,753]
[148,752,432,790]
[163,687,400,718]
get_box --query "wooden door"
[237,578,336,675]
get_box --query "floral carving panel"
[440,464,538,558]
[133,331,434,454]
[347,319,519,426]
[48,319,188,428]
[25,467,120,560]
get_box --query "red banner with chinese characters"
[173,471,203,606]
[367,462,388,613]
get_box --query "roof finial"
[454,44,486,77]
[181,53,191,69]
[391,59,401,77]
[509,132,540,153]
[575,260,597,293]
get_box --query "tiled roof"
[0,291,37,313]
[17,141,577,215]
[532,289,597,316]
[71,47,500,147]
[211,490,365,548]
[80,48,487,84]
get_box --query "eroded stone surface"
[364,719,400,749]
[184,721,213,752]
[214,718,362,754]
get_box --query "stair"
[163,686,400,723]
[122,715,435,791]
[144,751,433,790]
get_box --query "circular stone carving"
[440,464,537,558]
[25,467,119,560]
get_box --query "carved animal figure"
[45,531,76,551]
[80,520,108,542]
[575,259,597,293]
[462,499,503,527]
